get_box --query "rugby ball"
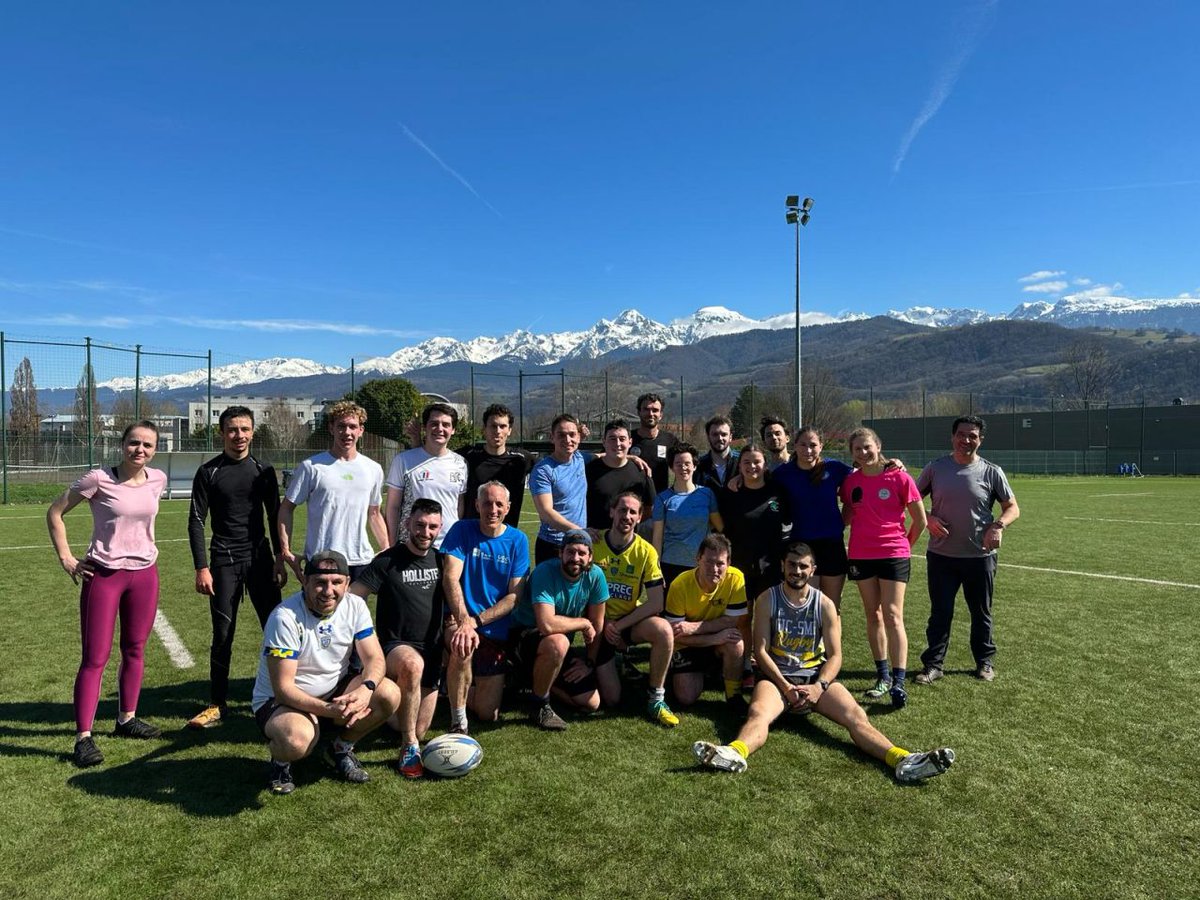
[423,733,483,778]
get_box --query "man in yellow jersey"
[664,534,748,712]
[694,542,955,782]
[590,491,678,727]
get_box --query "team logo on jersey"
[768,499,780,512]
[878,488,891,500]
[317,621,334,649]
[341,473,355,481]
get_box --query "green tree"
[730,383,791,441]
[351,378,424,446]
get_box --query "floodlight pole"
[786,196,813,429]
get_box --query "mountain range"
[94,294,1200,395]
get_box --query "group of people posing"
[48,391,1017,795]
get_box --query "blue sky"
[1,1,1197,370]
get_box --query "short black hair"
[667,442,699,467]
[952,415,986,435]
[422,402,458,427]
[759,415,787,440]
[482,403,513,427]
[409,498,443,517]
[219,405,255,430]
[636,393,664,411]
[603,419,630,438]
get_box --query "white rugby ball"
[423,733,483,778]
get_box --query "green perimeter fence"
[5,332,1199,502]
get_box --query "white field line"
[1089,492,1153,498]
[1000,563,1200,590]
[153,608,195,669]
[0,537,190,552]
[1063,516,1199,527]
[0,507,192,522]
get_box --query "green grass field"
[1,477,1196,899]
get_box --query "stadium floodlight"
[785,194,814,428]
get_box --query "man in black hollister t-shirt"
[350,498,445,778]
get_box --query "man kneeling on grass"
[251,550,400,795]
[508,529,607,730]
[694,542,955,783]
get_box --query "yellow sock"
[729,740,749,759]
[885,746,910,768]
[724,679,741,699]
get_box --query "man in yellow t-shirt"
[591,492,678,727]
[664,533,748,711]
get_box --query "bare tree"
[10,356,39,462]
[1060,340,1117,409]
[72,363,101,444]
[262,397,311,450]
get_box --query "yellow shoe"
[187,705,224,730]
[648,698,680,728]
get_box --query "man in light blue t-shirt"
[441,481,530,734]
[510,529,608,731]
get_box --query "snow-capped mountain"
[100,357,344,392]
[889,306,995,327]
[96,295,1200,392]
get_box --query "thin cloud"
[1018,270,1066,283]
[1073,278,1092,286]
[399,121,503,218]
[0,309,425,340]
[892,0,999,175]
[1022,280,1068,294]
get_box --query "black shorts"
[804,538,849,577]
[509,627,598,696]
[669,646,722,676]
[594,626,636,668]
[383,639,443,689]
[754,667,821,687]
[253,671,355,737]
[847,557,911,583]
[471,633,511,678]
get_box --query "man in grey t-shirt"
[913,416,1020,685]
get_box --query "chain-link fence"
[6,332,1199,502]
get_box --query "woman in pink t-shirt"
[48,420,166,768]
[840,427,927,709]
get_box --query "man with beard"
[508,529,607,731]
[693,543,955,783]
[350,499,445,779]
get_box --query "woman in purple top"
[48,420,166,768]
[840,427,926,709]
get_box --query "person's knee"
[372,679,402,716]
[574,691,600,712]
[471,698,501,721]
[645,618,673,647]
[538,634,569,662]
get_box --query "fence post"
[470,366,475,426]
[560,370,565,415]
[85,336,94,468]
[206,350,213,451]
[1,331,7,504]
[350,358,356,395]
[1050,397,1056,451]
[679,377,685,437]
[134,344,142,418]
[921,389,927,462]
[1140,396,1146,472]
[518,371,525,447]
[869,386,874,423]
[748,380,755,436]
[604,371,609,421]
[1012,395,1017,455]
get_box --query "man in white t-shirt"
[385,402,468,549]
[278,400,388,582]
[252,550,400,795]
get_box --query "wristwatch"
[818,679,830,691]
[361,679,377,692]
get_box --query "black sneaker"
[267,760,295,795]
[325,744,370,783]
[114,717,161,739]
[73,736,104,768]
[534,702,568,731]
[447,722,470,736]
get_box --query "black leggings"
[209,553,281,707]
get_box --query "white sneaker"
[895,747,955,783]
[693,740,748,773]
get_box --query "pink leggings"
[75,564,159,733]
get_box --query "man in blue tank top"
[693,542,956,783]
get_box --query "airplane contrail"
[400,122,503,218]
[893,0,999,176]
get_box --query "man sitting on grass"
[591,491,678,727]
[694,542,955,783]
[251,550,400,795]
[508,529,607,731]
[664,533,748,713]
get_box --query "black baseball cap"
[305,549,350,576]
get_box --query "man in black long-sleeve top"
[186,405,287,729]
